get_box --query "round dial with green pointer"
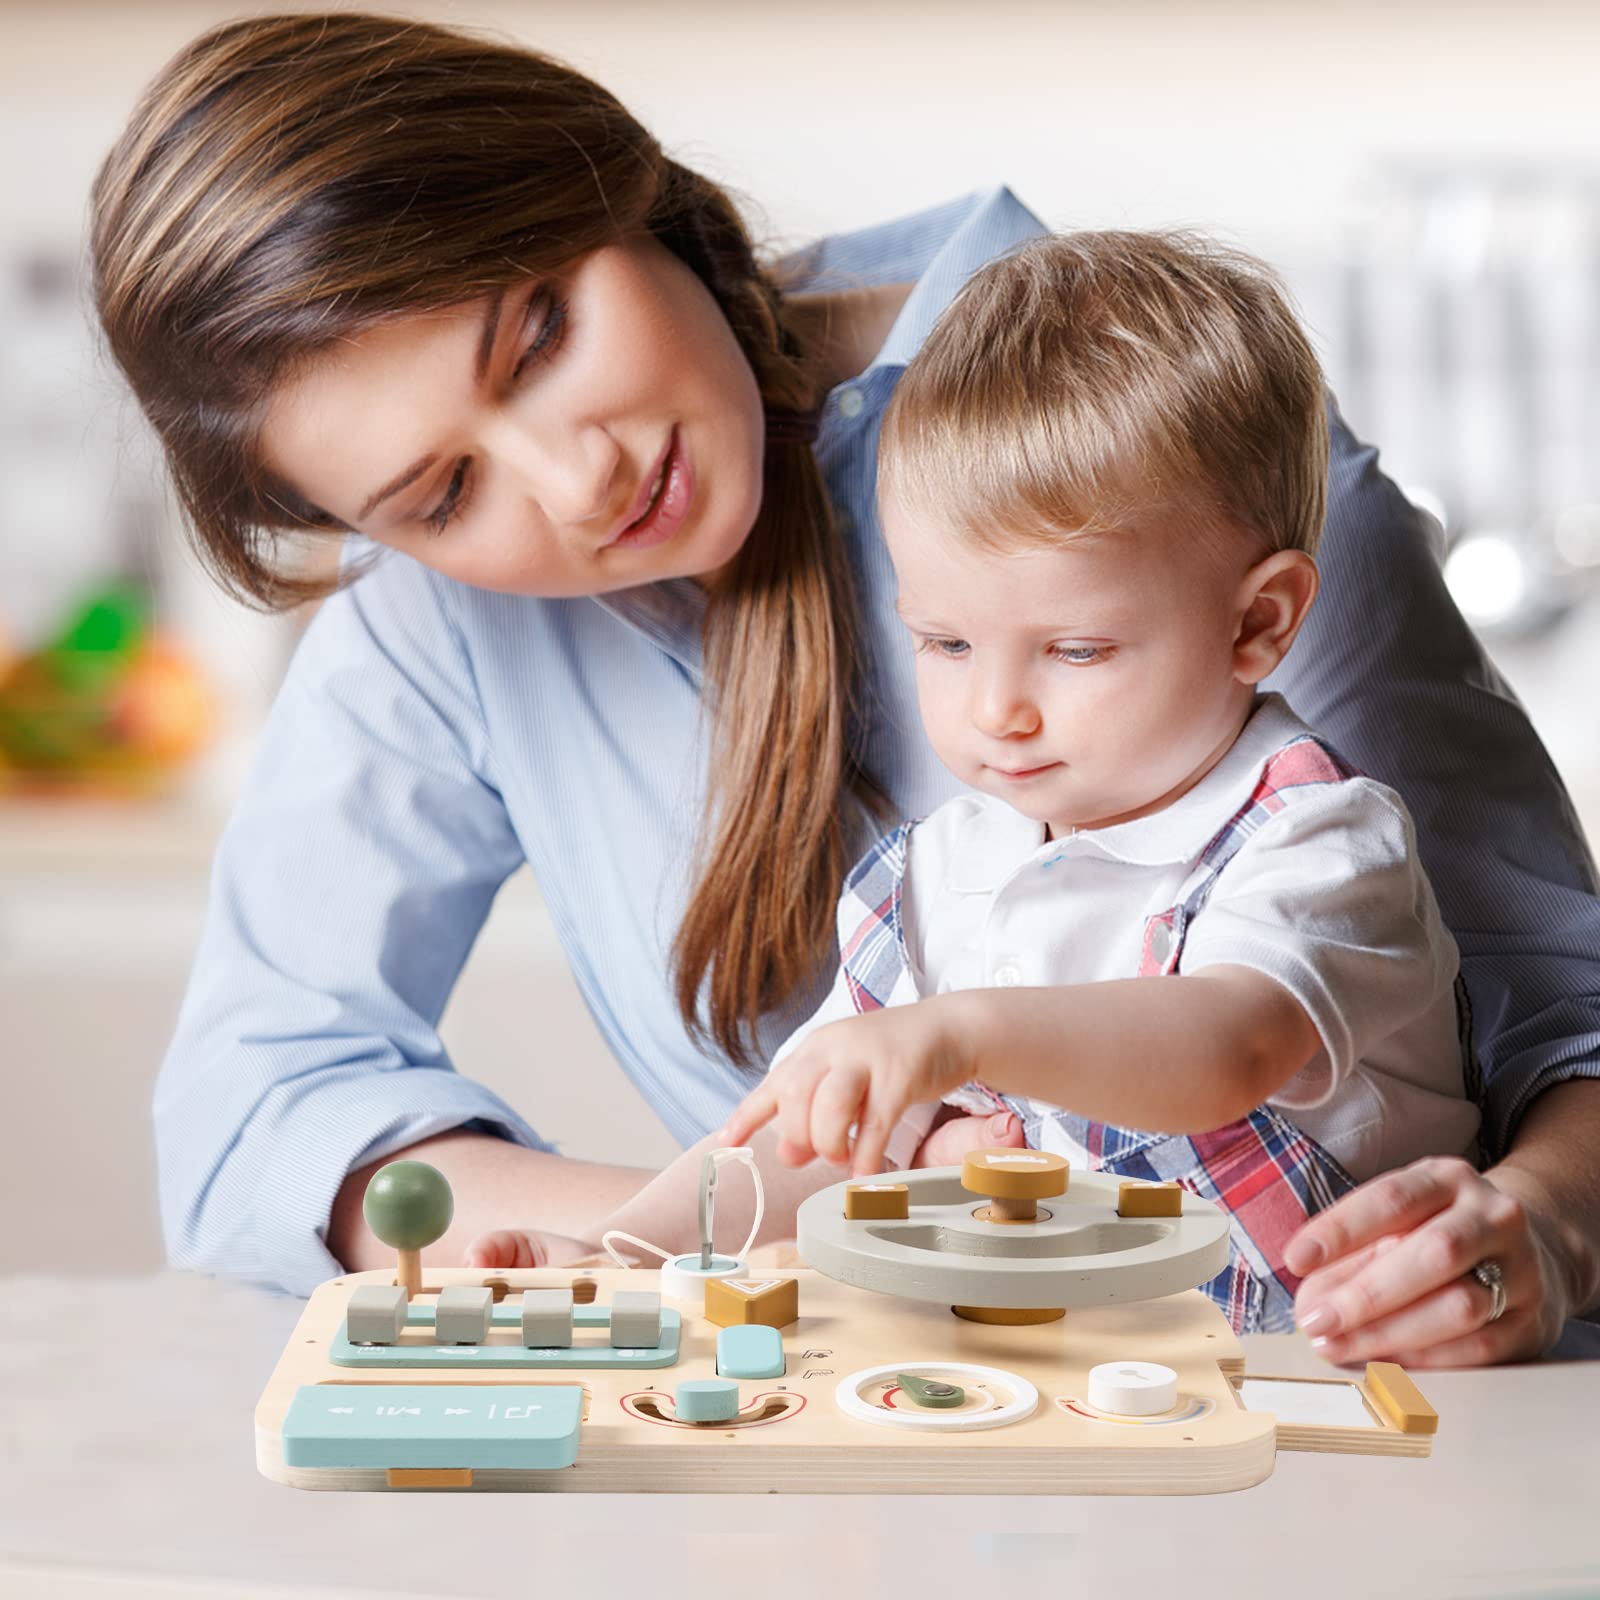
[896,1373,965,1408]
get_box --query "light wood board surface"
[4,1270,1597,1600]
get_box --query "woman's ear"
[1232,550,1319,685]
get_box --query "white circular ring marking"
[835,1363,1039,1432]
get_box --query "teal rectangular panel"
[283,1383,583,1469]
[332,1302,680,1370]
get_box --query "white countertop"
[3,1271,1595,1600]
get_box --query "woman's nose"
[482,413,622,530]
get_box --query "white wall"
[10,1,1600,251]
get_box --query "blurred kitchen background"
[3,0,1598,1274]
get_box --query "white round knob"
[1087,1360,1178,1417]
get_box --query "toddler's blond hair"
[879,230,1328,562]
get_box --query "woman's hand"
[720,996,978,1176]
[1285,1157,1581,1366]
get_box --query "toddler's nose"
[972,678,1041,739]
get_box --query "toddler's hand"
[720,996,977,1177]
[464,1228,551,1270]
[913,1109,1024,1168]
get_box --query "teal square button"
[715,1323,785,1380]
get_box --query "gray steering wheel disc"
[797,1167,1231,1310]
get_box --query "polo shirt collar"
[945,694,1308,890]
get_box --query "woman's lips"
[609,428,691,551]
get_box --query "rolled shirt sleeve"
[155,551,550,1296]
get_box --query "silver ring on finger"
[1469,1258,1507,1323]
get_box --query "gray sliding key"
[434,1285,493,1345]
[346,1284,407,1345]
[521,1287,575,1348]
[609,1289,662,1348]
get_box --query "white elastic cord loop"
[600,1147,765,1270]
[600,1229,672,1269]
[716,1147,765,1265]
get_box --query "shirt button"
[993,964,1023,987]
[1149,924,1172,964]
[837,387,865,419]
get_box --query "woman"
[91,12,1598,1362]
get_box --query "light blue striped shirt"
[156,186,1600,1297]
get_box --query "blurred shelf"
[0,795,224,876]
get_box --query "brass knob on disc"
[960,1148,1068,1222]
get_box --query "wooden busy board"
[255,1263,1434,1496]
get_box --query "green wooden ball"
[362,1160,454,1250]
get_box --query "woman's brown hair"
[90,11,883,1065]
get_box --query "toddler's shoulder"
[1225,751,1424,887]
[1234,698,1417,847]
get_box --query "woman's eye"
[512,291,567,382]
[421,290,569,535]
[1050,643,1109,665]
[424,458,472,535]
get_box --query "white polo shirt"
[784,694,1482,1184]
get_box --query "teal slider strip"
[331,1303,681,1370]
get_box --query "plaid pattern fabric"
[836,822,921,1016]
[1013,1102,1357,1332]
[835,731,1378,1334]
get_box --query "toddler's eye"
[1050,643,1110,665]
[920,636,970,658]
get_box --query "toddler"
[473,232,1481,1333]
[719,230,1481,1332]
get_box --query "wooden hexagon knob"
[960,1147,1068,1223]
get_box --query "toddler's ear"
[1232,550,1318,683]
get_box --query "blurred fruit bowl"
[0,630,216,799]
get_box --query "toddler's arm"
[723,966,1320,1176]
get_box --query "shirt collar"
[945,694,1311,891]
[865,186,1050,373]
[590,575,707,675]
[773,185,1049,377]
